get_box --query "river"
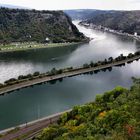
[0,21,140,130]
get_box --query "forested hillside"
[81,10,140,35]
[65,9,140,35]
[35,78,140,140]
[0,8,86,43]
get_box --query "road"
[0,109,71,140]
[0,55,140,95]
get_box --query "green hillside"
[0,8,86,44]
[35,78,140,140]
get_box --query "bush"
[26,74,32,78]
[83,63,90,68]
[5,78,17,84]
[56,69,63,74]
[33,72,40,76]
[127,53,134,58]
[18,75,24,80]
[0,83,4,88]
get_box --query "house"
[134,32,137,36]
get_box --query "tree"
[90,61,94,67]
[108,57,113,62]
[33,71,40,76]
[83,63,90,68]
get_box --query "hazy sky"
[1,0,140,10]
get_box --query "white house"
[46,37,50,41]
[134,32,137,36]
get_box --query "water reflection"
[0,21,140,130]
[0,60,140,130]
[0,22,140,83]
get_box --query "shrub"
[83,63,90,68]
[0,83,4,88]
[33,72,40,76]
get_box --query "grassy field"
[0,42,81,53]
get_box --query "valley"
[0,21,140,131]
[0,4,140,139]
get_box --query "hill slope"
[64,9,114,20]
[0,8,86,43]
[81,10,140,35]
[0,4,28,9]
[35,78,140,140]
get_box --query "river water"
[0,21,140,130]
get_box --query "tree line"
[0,51,140,89]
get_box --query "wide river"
[0,21,140,130]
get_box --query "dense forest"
[34,78,140,140]
[0,8,86,43]
[81,11,140,35]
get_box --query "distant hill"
[79,10,140,35]
[0,8,86,43]
[65,9,140,35]
[0,4,28,9]
[64,9,110,20]
[64,9,97,20]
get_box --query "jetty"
[0,54,140,95]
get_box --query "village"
[81,22,140,41]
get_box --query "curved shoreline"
[80,23,140,42]
[0,54,140,95]
[0,42,87,53]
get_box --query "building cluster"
[82,23,140,41]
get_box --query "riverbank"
[35,78,140,140]
[0,52,140,95]
[80,22,140,42]
[1,78,140,140]
[0,109,72,140]
[0,42,87,53]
